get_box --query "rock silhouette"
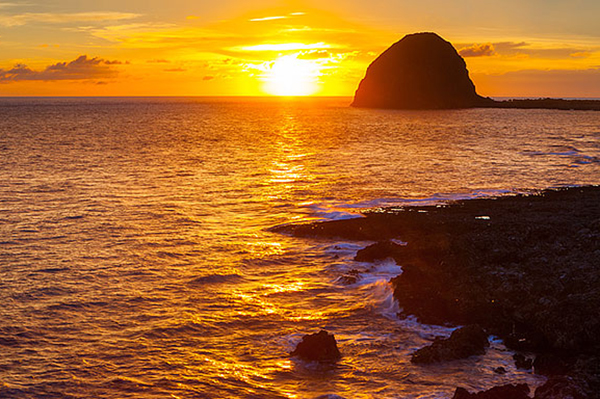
[452,384,530,399]
[411,325,489,364]
[290,330,341,362]
[352,32,491,109]
[352,32,600,111]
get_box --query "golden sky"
[1,0,599,97]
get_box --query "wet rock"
[391,261,468,326]
[354,240,404,262]
[504,328,549,352]
[411,325,489,364]
[275,186,600,392]
[337,269,362,285]
[533,353,571,376]
[452,384,530,399]
[513,353,533,370]
[352,32,491,109]
[290,330,341,362]
[533,376,589,399]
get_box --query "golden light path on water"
[1,97,599,398]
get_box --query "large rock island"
[353,32,600,111]
[352,32,491,109]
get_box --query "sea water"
[1,97,599,398]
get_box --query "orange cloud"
[297,50,330,60]
[459,43,496,57]
[570,52,591,58]
[0,55,125,82]
[0,12,140,27]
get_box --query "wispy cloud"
[234,42,331,52]
[459,43,496,57]
[249,12,306,22]
[249,16,288,22]
[0,11,140,27]
[297,50,330,60]
[0,2,25,8]
[0,55,125,82]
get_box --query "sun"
[263,54,320,96]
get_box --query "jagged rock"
[452,384,530,399]
[337,269,362,285]
[411,325,489,364]
[533,353,571,376]
[533,376,589,399]
[513,353,533,370]
[504,328,549,352]
[352,32,491,109]
[275,187,600,393]
[354,240,404,262]
[290,330,341,362]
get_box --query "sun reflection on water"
[1,98,576,398]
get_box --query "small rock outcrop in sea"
[452,384,530,399]
[411,325,489,364]
[290,330,341,362]
[352,32,491,109]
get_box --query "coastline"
[481,98,600,111]
[274,186,600,397]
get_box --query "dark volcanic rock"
[533,353,571,376]
[513,353,533,370]
[352,32,491,109]
[533,376,589,399]
[411,325,489,364]
[351,32,600,111]
[452,384,530,399]
[354,240,404,262]
[290,330,341,362]
[275,187,600,393]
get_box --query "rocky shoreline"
[274,186,600,398]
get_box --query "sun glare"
[264,54,320,96]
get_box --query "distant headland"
[352,32,600,111]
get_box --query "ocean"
[1,97,598,398]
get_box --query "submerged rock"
[352,32,491,109]
[337,269,362,285]
[452,384,530,399]
[411,325,489,364]
[291,330,341,362]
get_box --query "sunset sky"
[1,0,599,97]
